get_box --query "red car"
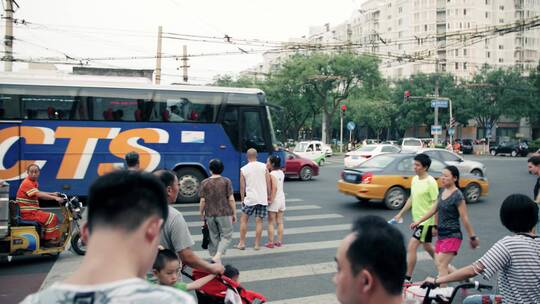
[284,151,319,181]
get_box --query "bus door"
[0,119,22,197]
[239,107,272,167]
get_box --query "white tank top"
[270,170,285,206]
[241,161,268,206]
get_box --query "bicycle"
[404,281,502,304]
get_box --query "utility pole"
[433,59,440,145]
[434,80,440,145]
[180,45,189,83]
[154,26,162,84]
[3,0,14,72]
[340,108,344,153]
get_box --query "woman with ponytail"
[410,165,479,285]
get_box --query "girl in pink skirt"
[411,165,479,286]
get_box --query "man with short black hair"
[153,170,224,275]
[334,216,406,304]
[527,156,540,202]
[393,153,439,282]
[125,151,140,171]
[22,170,195,303]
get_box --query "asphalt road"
[0,154,534,303]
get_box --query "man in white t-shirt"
[22,171,195,304]
[236,148,272,250]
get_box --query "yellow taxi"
[337,153,489,209]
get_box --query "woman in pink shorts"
[411,165,480,286]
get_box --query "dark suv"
[460,139,474,154]
[490,141,528,157]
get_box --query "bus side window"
[22,95,74,120]
[222,107,240,150]
[0,95,21,119]
[91,97,137,121]
[242,110,268,152]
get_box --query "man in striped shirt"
[423,194,540,303]
[16,164,64,244]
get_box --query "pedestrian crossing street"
[40,197,431,303]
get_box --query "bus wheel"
[176,167,205,203]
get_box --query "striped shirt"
[475,234,540,304]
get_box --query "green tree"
[211,74,257,88]
[389,73,465,138]
[293,52,382,143]
[351,98,396,140]
[462,67,535,138]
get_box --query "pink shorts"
[435,238,462,255]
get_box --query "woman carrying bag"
[199,159,237,263]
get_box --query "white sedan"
[344,144,401,168]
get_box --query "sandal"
[274,241,282,247]
[234,244,246,250]
[264,242,274,249]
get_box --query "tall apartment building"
[258,0,540,80]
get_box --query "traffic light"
[404,90,411,102]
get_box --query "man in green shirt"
[393,153,439,282]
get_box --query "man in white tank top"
[236,148,271,250]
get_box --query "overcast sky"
[3,0,366,84]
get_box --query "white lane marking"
[269,293,338,304]
[191,223,350,242]
[185,214,344,228]
[181,204,321,217]
[194,237,433,261]
[194,240,341,259]
[173,198,304,208]
[241,262,336,283]
[40,247,431,292]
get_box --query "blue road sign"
[431,99,449,108]
[431,125,442,135]
[347,121,356,131]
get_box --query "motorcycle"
[0,182,86,262]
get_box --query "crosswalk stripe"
[193,239,432,261]
[195,240,341,258]
[182,204,321,217]
[185,214,344,228]
[191,223,350,242]
[269,293,338,304]
[172,198,304,208]
[241,262,335,283]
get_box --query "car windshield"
[403,139,421,146]
[294,143,308,152]
[355,146,377,152]
[358,155,395,168]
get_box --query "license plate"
[345,174,357,182]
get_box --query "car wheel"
[511,150,517,157]
[384,187,407,210]
[299,166,313,181]
[318,158,325,166]
[175,167,205,203]
[471,169,483,177]
[490,150,497,156]
[464,183,481,204]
